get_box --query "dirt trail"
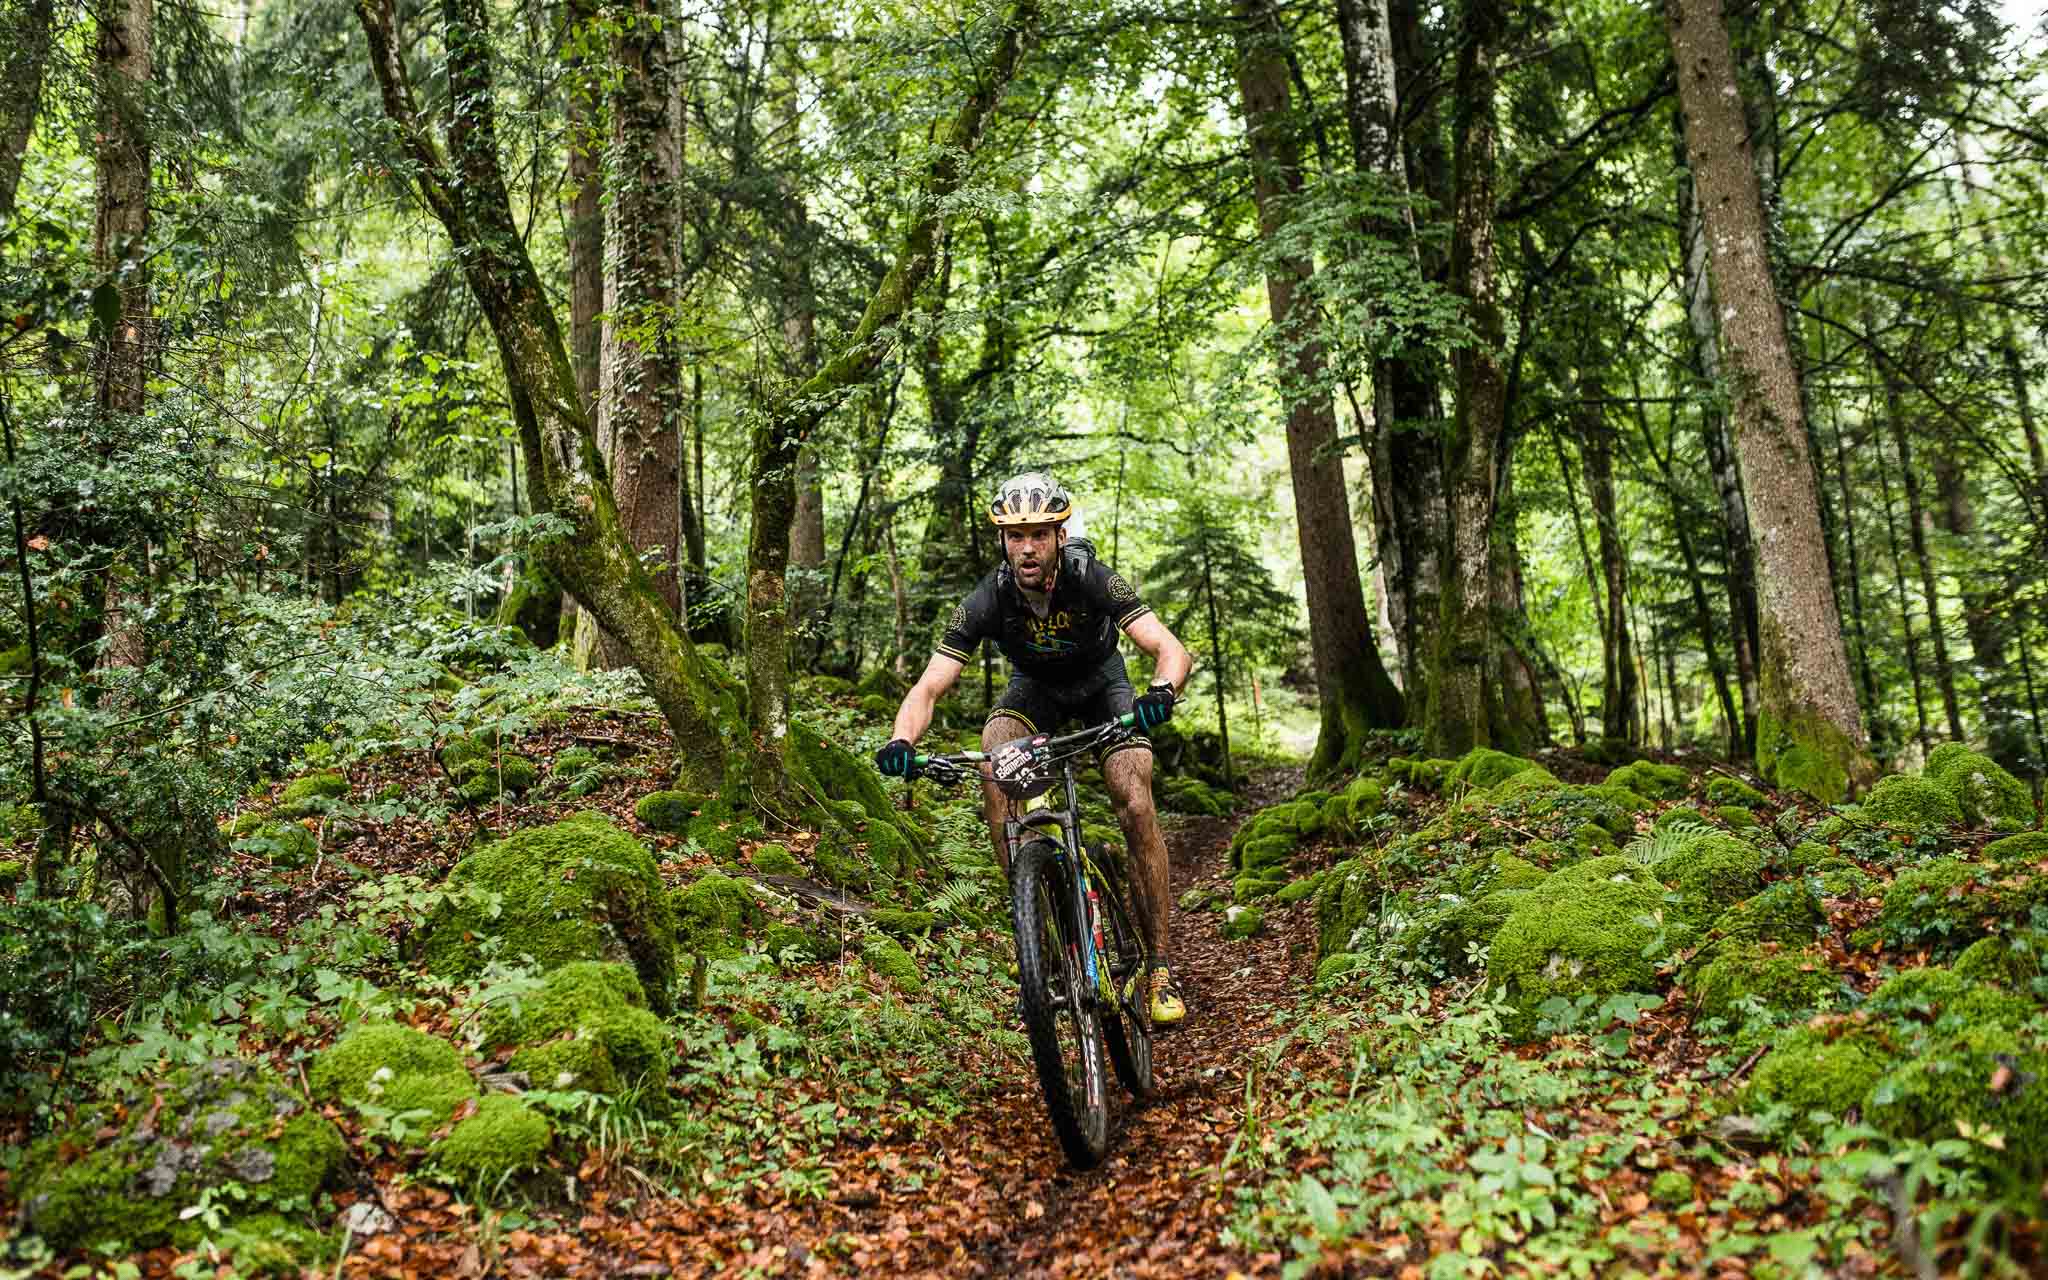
[795,775,1312,1278]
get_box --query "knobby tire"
[1091,848,1154,1099]
[1010,836,1110,1169]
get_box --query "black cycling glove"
[1132,682,1177,730]
[875,738,921,780]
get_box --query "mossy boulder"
[1705,776,1769,809]
[1274,873,1325,904]
[1657,832,1766,926]
[16,1058,345,1252]
[277,771,348,818]
[1604,761,1689,801]
[1953,932,2046,990]
[1650,1170,1695,1208]
[1449,747,1540,792]
[1715,805,1760,830]
[1406,889,1528,976]
[748,843,803,877]
[235,820,318,869]
[1745,1026,1889,1131]
[1863,966,2034,1031]
[1161,776,1232,818]
[788,720,928,857]
[674,873,764,957]
[485,961,670,1087]
[1876,858,2028,952]
[1864,1025,2048,1173]
[509,1032,619,1095]
[1233,872,1287,902]
[635,789,713,835]
[1221,904,1264,940]
[869,908,938,935]
[1486,859,1674,1040]
[1690,945,1836,1022]
[1861,774,1964,830]
[1313,858,1377,959]
[310,1022,476,1124]
[431,1095,552,1188]
[1706,881,1826,952]
[453,752,539,805]
[1984,831,2048,864]
[417,813,679,1013]
[1925,743,2035,831]
[1384,756,1454,792]
[764,922,834,965]
[860,934,923,991]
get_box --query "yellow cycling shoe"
[1146,964,1186,1028]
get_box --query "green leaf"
[90,282,121,337]
[1298,1173,1342,1242]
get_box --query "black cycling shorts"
[987,651,1151,762]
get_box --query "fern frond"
[1623,818,1710,868]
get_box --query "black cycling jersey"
[936,540,1152,677]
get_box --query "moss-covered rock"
[418,813,679,1012]
[1274,873,1325,904]
[15,1058,345,1252]
[235,820,318,869]
[635,789,711,834]
[1658,831,1766,925]
[788,720,928,858]
[764,922,833,964]
[277,771,348,817]
[869,908,938,935]
[509,1032,619,1095]
[1313,858,1376,959]
[1815,864,1877,899]
[748,843,803,877]
[1745,1026,1888,1129]
[1781,840,1834,871]
[1406,889,1528,976]
[454,752,539,804]
[1706,881,1827,952]
[1715,805,1761,830]
[1877,859,2009,951]
[1862,774,1964,830]
[483,961,669,1086]
[1221,904,1264,940]
[1705,776,1769,810]
[1604,761,1689,801]
[1233,872,1287,902]
[1690,945,1836,1022]
[1384,756,1454,792]
[1984,831,2048,864]
[1864,1025,2048,1171]
[1314,953,1365,984]
[1650,1170,1695,1208]
[431,1095,552,1188]
[1953,932,2046,990]
[674,873,764,957]
[1449,747,1540,792]
[1161,776,1232,818]
[1863,966,2033,1030]
[861,934,923,991]
[1486,861,1672,1040]
[1925,743,2035,831]
[310,1022,476,1124]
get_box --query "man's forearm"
[892,688,937,744]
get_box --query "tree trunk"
[1423,0,1505,758]
[0,0,55,221]
[1877,342,1963,742]
[1667,0,1872,799]
[1234,0,1404,777]
[557,0,601,647]
[1583,413,1635,742]
[94,0,152,674]
[1201,540,1232,788]
[1933,447,2015,760]
[583,0,683,672]
[1676,120,1760,755]
[1830,415,1882,741]
[356,0,734,786]
[1875,428,1931,749]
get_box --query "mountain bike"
[908,714,1155,1169]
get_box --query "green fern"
[925,875,990,919]
[1623,818,1710,868]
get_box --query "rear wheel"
[1010,836,1110,1169]
[1091,849,1154,1099]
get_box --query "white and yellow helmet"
[989,470,1073,527]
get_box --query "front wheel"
[1011,837,1110,1169]
[1092,856,1154,1100]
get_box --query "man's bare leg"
[980,714,1034,874]
[1101,745,1169,961]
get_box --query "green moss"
[1407,889,1527,976]
[1580,736,1637,766]
[857,693,893,718]
[1863,967,2033,1030]
[1274,873,1325,904]
[455,752,539,804]
[812,839,874,893]
[1486,864,1670,1040]
[0,858,21,886]
[1450,747,1539,792]
[1587,783,1655,824]
[1715,805,1760,830]
[1706,881,1826,951]
[1314,953,1365,984]
[509,1032,619,1094]
[764,922,832,964]
[183,1212,330,1277]
[1314,858,1378,959]
[228,810,265,837]
[748,843,803,876]
[1864,1025,2048,1170]
[674,873,763,957]
[1658,833,1766,926]
[1690,945,1836,1022]
[788,720,927,857]
[1231,873,1285,902]
[1755,699,1857,803]
[1650,1170,1695,1208]
[1862,774,1964,830]
[1925,743,2035,831]
[1815,865,1877,899]
[1237,833,1298,875]
[1384,756,1453,792]
[1782,841,1833,871]
[1808,815,1856,843]
[236,820,318,869]
[1985,831,2048,864]
[310,1022,476,1125]
[1221,904,1264,940]
[682,814,743,862]
[635,790,709,834]
[869,909,938,935]
[1705,776,1769,809]
[277,771,348,817]
[1486,851,1550,893]
[431,1095,552,1188]
[16,1058,346,1253]
[861,934,923,990]
[1878,859,2002,951]
[1953,932,2046,989]
[1746,1026,1888,1130]
[1604,761,1689,801]
[483,961,670,1085]
[417,814,678,1012]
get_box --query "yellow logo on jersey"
[1026,610,1076,652]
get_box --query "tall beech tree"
[1667,0,1873,799]
[1234,0,1404,775]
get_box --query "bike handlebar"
[910,712,1137,781]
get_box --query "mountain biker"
[874,470,1194,1028]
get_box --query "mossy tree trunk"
[1423,0,1505,759]
[1667,0,1873,800]
[355,0,734,788]
[743,0,1039,809]
[1235,0,1404,778]
[555,0,601,649]
[0,0,54,222]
